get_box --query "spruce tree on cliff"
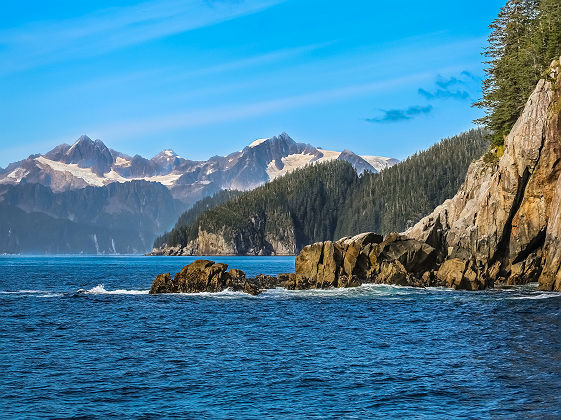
[476,0,561,147]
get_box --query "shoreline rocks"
[149,260,277,295]
[149,232,447,295]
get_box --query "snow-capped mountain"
[0,133,397,254]
[0,133,398,203]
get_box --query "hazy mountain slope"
[0,181,183,254]
[0,203,151,254]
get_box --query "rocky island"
[151,58,561,294]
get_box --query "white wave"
[261,283,449,298]
[72,288,253,298]
[169,288,255,298]
[80,284,149,295]
[507,293,561,300]
[0,289,51,294]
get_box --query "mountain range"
[0,133,397,254]
[0,132,397,202]
[153,129,489,256]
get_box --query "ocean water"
[1,256,561,419]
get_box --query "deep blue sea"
[1,256,561,418]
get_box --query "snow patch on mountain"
[114,157,132,167]
[315,149,342,163]
[361,156,399,172]
[0,168,29,184]
[267,152,318,180]
[36,156,182,187]
[37,156,108,187]
[249,138,269,148]
[265,148,396,181]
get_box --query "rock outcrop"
[149,260,280,295]
[288,232,437,289]
[151,59,561,294]
[150,224,297,256]
[407,58,561,291]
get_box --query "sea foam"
[80,284,149,295]
[507,292,561,300]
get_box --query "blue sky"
[0,0,505,167]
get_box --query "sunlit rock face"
[408,59,561,291]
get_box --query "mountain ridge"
[0,132,398,204]
[0,132,397,254]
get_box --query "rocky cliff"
[150,217,297,256]
[407,58,561,291]
[150,58,561,295]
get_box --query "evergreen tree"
[476,0,561,146]
[335,129,489,237]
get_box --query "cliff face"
[290,58,561,292]
[153,219,297,256]
[407,59,561,291]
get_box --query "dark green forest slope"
[334,129,489,237]
[154,189,243,248]
[476,0,561,146]
[157,129,488,253]
[161,160,358,253]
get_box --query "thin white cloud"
[0,0,284,73]
[170,41,335,80]
[55,41,333,95]
[95,70,436,139]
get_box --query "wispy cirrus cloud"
[94,71,433,139]
[365,105,433,124]
[57,42,332,95]
[0,0,284,73]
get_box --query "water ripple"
[1,255,560,418]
